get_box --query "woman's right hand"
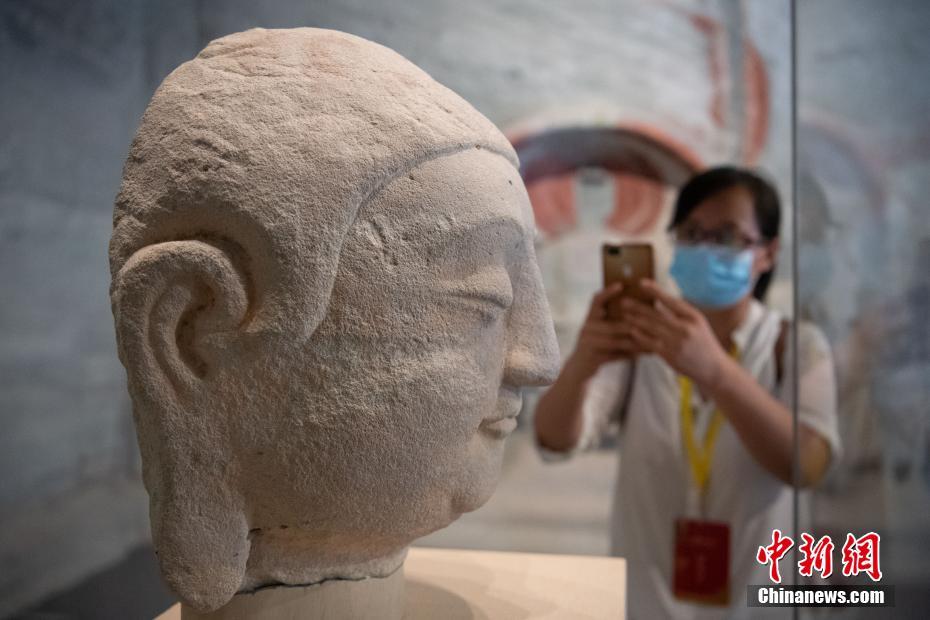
[566,283,642,379]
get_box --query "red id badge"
[672,518,730,605]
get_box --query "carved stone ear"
[152,471,250,612]
[111,239,249,398]
[110,239,252,610]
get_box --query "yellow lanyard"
[678,346,739,493]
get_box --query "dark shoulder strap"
[775,318,791,384]
[618,359,638,427]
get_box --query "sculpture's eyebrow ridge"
[424,215,526,255]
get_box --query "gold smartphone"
[602,243,654,320]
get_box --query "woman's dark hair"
[668,166,781,301]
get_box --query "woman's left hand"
[620,279,729,389]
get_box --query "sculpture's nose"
[504,345,559,387]
[502,260,560,388]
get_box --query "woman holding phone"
[534,166,840,619]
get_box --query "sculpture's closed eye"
[467,287,513,311]
[452,289,513,325]
[444,266,514,321]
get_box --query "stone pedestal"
[180,567,404,620]
[160,547,627,619]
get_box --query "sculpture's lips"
[479,388,522,438]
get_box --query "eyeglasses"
[671,223,763,252]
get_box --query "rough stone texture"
[109,28,559,612]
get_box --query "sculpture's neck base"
[180,564,405,620]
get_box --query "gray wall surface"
[1,3,153,615]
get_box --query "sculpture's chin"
[447,431,508,516]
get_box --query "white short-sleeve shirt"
[539,299,840,620]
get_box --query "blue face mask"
[669,244,754,308]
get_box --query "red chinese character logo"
[798,533,835,579]
[757,529,794,583]
[841,532,882,581]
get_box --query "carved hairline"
[351,141,519,225]
[110,141,519,345]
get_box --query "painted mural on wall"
[516,1,930,593]
[511,4,777,361]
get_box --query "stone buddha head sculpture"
[109,28,559,612]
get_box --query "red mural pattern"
[518,14,770,240]
[607,173,667,236]
[526,173,576,238]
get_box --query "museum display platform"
[156,547,626,619]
